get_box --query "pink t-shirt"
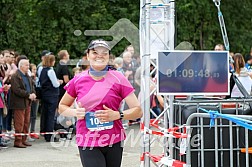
[64,70,134,147]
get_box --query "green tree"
[0,0,139,64]
[176,0,252,55]
[1,0,252,64]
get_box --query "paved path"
[0,123,163,167]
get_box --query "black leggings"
[78,142,123,167]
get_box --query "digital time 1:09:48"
[166,69,214,78]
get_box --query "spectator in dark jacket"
[40,54,62,142]
[10,59,36,148]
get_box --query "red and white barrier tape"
[140,121,189,139]
[140,152,186,167]
[0,131,72,137]
[150,123,189,138]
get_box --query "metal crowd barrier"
[172,99,252,167]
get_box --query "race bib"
[85,112,113,131]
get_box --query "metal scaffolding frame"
[140,0,175,166]
[139,0,230,166]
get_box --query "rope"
[199,107,252,130]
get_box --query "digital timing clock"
[166,69,220,78]
[157,51,229,95]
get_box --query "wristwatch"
[119,111,124,120]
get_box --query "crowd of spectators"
[1,43,250,149]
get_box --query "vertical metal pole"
[167,0,175,159]
[143,0,151,166]
[229,121,233,167]
[163,0,170,158]
[200,117,205,167]
[214,119,219,167]
[245,128,249,167]
[168,0,175,50]
[140,1,145,166]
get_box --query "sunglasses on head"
[45,52,53,56]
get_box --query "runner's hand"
[76,102,86,120]
[95,105,120,122]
